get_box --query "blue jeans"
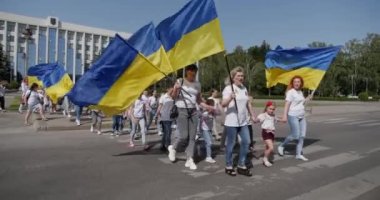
[202,130,213,158]
[75,105,83,121]
[280,115,307,156]
[146,108,157,130]
[225,125,250,167]
[112,115,124,132]
[160,121,172,148]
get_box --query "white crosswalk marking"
[344,120,378,125]
[359,122,380,127]
[286,166,380,200]
[281,152,363,174]
[323,119,356,124]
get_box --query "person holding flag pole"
[221,59,256,177]
[264,46,341,161]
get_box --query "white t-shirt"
[175,78,201,109]
[285,88,305,117]
[158,93,174,121]
[21,82,28,94]
[257,112,276,131]
[201,111,214,131]
[133,99,145,118]
[149,96,158,110]
[26,90,41,106]
[222,84,250,127]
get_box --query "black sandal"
[237,167,252,177]
[225,168,236,176]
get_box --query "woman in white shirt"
[221,66,256,177]
[167,64,214,170]
[278,76,311,161]
[24,83,47,125]
[19,77,29,113]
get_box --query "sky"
[1,0,379,52]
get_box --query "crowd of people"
[6,64,312,177]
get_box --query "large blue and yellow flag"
[27,63,57,86]
[128,22,173,74]
[156,0,224,70]
[265,46,341,90]
[42,64,73,104]
[67,34,165,115]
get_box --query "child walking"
[129,94,148,149]
[200,99,221,163]
[256,101,283,167]
[91,109,104,135]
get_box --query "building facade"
[0,11,131,82]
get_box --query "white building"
[0,11,131,82]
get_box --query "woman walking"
[277,76,311,161]
[167,64,214,170]
[221,66,256,177]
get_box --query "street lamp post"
[22,27,33,76]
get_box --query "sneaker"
[158,131,163,136]
[205,157,216,163]
[296,155,309,161]
[129,142,134,147]
[278,146,284,156]
[263,158,272,167]
[185,158,197,170]
[62,110,66,116]
[97,131,102,135]
[168,145,176,162]
[75,119,81,126]
[90,126,94,133]
[67,114,72,118]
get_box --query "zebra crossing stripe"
[286,165,380,200]
[323,119,356,124]
[281,152,363,174]
[344,120,378,125]
[359,122,380,127]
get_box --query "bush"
[7,81,20,90]
[358,92,369,101]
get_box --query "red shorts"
[262,129,275,141]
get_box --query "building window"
[0,33,3,41]
[68,43,73,49]
[77,44,82,50]
[0,21,4,30]
[85,45,90,51]
[76,53,81,59]
[8,35,15,42]
[7,22,15,32]
[9,45,14,52]
[19,46,25,53]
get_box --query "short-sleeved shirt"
[222,84,249,127]
[149,96,158,110]
[257,112,276,131]
[285,88,305,117]
[159,93,174,121]
[25,90,41,106]
[175,78,201,109]
[133,99,145,118]
[201,111,214,131]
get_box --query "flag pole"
[224,53,239,123]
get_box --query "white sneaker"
[263,158,272,167]
[97,131,102,135]
[296,155,309,161]
[75,119,81,126]
[205,157,216,163]
[62,110,66,116]
[90,126,94,133]
[185,158,197,170]
[278,146,284,156]
[67,114,72,118]
[168,145,176,162]
[158,131,163,136]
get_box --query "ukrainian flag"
[42,64,73,104]
[67,34,165,115]
[265,46,341,90]
[156,0,225,70]
[128,22,173,74]
[27,63,57,86]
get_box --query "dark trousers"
[0,96,5,110]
